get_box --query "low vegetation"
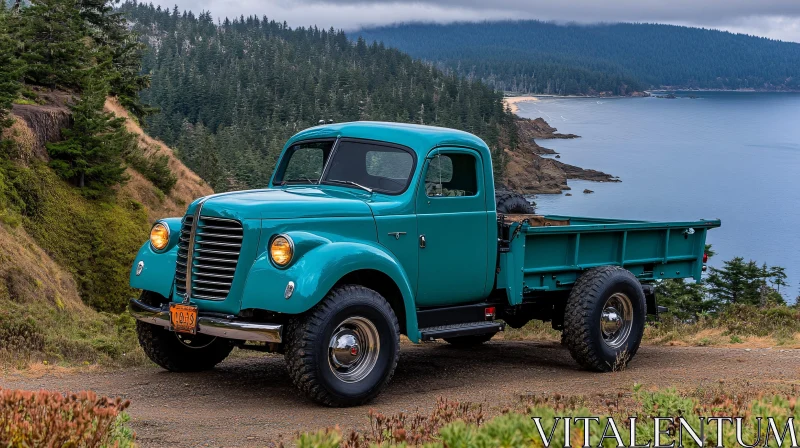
[292,385,800,447]
[503,303,800,348]
[0,388,134,447]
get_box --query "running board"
[419,321,505,341]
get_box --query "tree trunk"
[79,172,85,188]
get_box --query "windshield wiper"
[329,180,373,193]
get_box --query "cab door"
[415,147,489,307]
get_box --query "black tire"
[285,285,400,407]
[562,266,646,372]
[496,191,535,214]
[135,292,234,372]
[443,332,497,346]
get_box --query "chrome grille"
[175,215,243,301]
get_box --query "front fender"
[129,217,183,299]
[240,238,420,341]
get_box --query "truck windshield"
[274,140,335,184]
[322,140,415,194]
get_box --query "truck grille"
[175,215,243,301]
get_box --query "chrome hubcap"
[601,293,633,349]
[328,316,380,383]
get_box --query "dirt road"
[2,341,798,447]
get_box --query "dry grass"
[0,222,147,368]
[105,98,213,221]
[500,319,561,342]
[0,223,85,314]
[495,305,800,349]
[0,117,37,164]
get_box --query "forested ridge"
[120,1,516,192]
[357,21,800,95]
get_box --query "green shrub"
[718,304,800,337]
[125,146,178,195]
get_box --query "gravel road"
[2,341,798,447]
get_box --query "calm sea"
[517,92,800,300]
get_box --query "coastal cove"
[516,92,800,300]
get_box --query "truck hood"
[195,187,374,220]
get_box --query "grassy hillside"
[0,93,211,366]
[357,21,800,94]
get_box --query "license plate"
[170,303,198,334]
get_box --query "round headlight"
[270,235,294,267]
[150,222,170,251]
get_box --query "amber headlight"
[150,222,170,251]
[270,235,294,267]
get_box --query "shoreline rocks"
[499,117,619,195]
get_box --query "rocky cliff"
[499,117,618,194]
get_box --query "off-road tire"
[135,292,234,372]
[496,191,534,214]
[562,266,646,372]
[285,285,400,407]
[443,332,497,346]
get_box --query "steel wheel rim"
[600,292,633,349]
[328,316,380,383]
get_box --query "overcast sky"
[163,0,800,43]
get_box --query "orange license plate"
[170,303,198,334]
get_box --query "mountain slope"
[357,21,800,94]
[120,2,515,191]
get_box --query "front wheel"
[285,285,400,407]
[135,293,233,372]
[562,266,646,372]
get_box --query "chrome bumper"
[129,298,283,343]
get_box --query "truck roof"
[285,121,491,156]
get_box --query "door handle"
[388,231,406,240]
[419,234,426,248]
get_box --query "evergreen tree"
[706,257,788,306]
[17,0,88,89]
[0,2,23,132]
[77,0,152,118]
[46,64,132,197]
[119,2,516,191]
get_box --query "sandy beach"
[503,95,538,113]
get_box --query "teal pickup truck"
[129,122,719,406]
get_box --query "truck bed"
[496,214,721,305]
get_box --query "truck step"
[419,321,505,341]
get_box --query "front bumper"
[129,298,283,343]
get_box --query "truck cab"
[129,121,719,406]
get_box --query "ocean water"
[516,92,800,300]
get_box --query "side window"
[425,153,478,197]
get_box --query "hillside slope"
[358,21,800,94]
[120,2,514,191]
[0,93,210,365]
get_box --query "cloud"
[165,0,800,42]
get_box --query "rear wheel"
[135,292,234,372]
[562,266,646,371]
[444,332,497,347]
[285,285,400,407]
